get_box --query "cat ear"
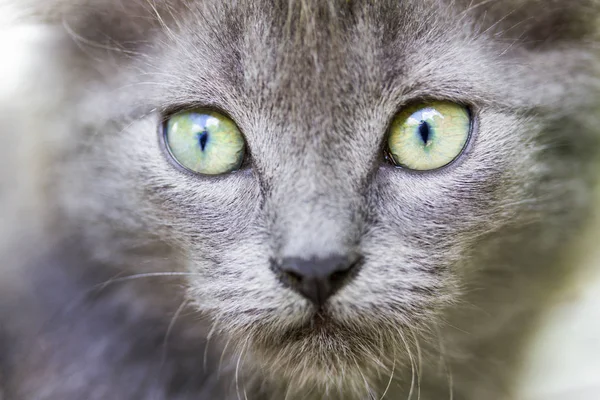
[461,0,599,48]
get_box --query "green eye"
[387,101,471,171]
[164,109,246,175]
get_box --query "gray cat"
[1,1,599,399]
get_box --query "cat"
[1,0,599,399]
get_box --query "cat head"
[21,0,600,396]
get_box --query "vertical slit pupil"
[198,130,209,151]
[418,121,430,144]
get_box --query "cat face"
[43,0,599,394]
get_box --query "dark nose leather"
[274,255,361,307]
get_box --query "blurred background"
[1,3,599,399]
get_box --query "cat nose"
[274,255,361,307]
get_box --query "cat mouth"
[275,309,355,342]
[304,310,336,331]
[245,307,396,382]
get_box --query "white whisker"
[379,347,396,400]
[408,326,423,400]
[93,272,201,291]
[204,312,223,371]
[395,326,416,400]
[161,299,189,365]
[235,335,250,400]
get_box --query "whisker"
[395,326,416,400]
[352,356,376,400]
[93,272,201,292]
[408,326,423,400]
[379,347,396,400]
[161,299,189,365]
[145,0,179,43]
[62,18,141,56]
[459,0,498,16]
[204,312,223,371]
[218,337,232,379]
[235,335,250,400]
[434,324,454,400]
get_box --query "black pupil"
[418,121,430,143]
[198,130,209,151]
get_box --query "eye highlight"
[387,101,471,171]
[164,109,245,175]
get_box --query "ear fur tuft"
[460,0,600,48]
[11,0,179,53]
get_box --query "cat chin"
[219,309,418,397]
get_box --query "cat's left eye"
[164,109,246,175]
[387,101,471,171]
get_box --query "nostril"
[282,269,303,285]
[330,269,351,284]
[272,254,362,307]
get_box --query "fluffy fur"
[1,1,599,399]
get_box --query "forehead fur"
[22,0,600,46]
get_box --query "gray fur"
[1,1,599,399]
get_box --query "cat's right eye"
[164,109,246,175]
